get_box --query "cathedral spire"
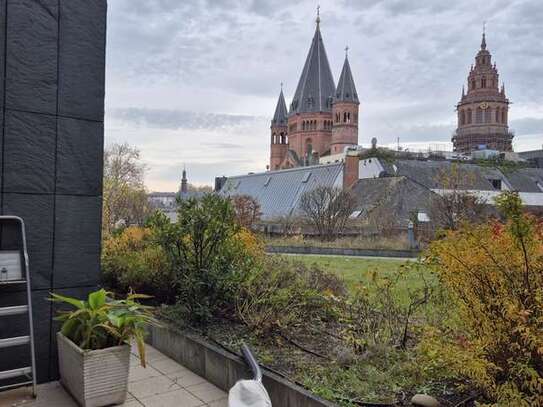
[271,86,288,127]
[289,8,336,115]
[481,22,487,50]
[335,52,359,103]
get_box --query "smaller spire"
[335,53,359,103]
[271,87,288,127]
[481,21,487,50]
[181,165,188,194]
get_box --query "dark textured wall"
[0,0,106,384]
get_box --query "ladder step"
[0,367,32,381]
[0,336,30,348]
[0,279,27,285]
[0,305,29,317]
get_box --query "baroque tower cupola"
[331,47,359,155]
[453,28,512,153]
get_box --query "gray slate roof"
[219,163,343,220]
[335,56,359,103]
[382,160,507,191]
[289,24,336,115]
[505,168,543,192]
[271,89,288,127]
[352,176,434,226]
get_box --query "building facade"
[269,14,359,170]
[453,32,513,154]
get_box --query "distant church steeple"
[269,86,289,170]
[453,29,512,153]
[331,50,359,154]
[180,166,188,194]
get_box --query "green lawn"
[277,254,435,303]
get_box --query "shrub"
[101,226,174,302]
[236,257,345,335]
[149,194,263,324]
[50,289,156,367]
[426,191,543,405]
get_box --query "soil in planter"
[159,310,477,407]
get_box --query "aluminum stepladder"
[0,216,37,397]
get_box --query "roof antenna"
[316,5,320,26]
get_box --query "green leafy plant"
[50,289,156,367]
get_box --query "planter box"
[57,332,130,407]
[147,324,338,407]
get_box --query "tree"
[148,195,261,323]
[231,195,262,228]
[299,186,357,241]
[429,163,488,230]
[103,143,151,235]
[427,191,543,404]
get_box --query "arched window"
[484,109,491,123]
[347,112,351,123]
[481,77,486,88]
[335,113,340,123]
[467,108,472,124]
[495,107,500,123]
[271,133,276,144]
[471,79,476,90]
[305,138,313,155]
[501,109,506,124]
[460,110,465,125]
[476,107,483,124]
[343,112,347,123]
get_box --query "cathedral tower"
[453,31,512,153]
[270,88,289,170]
[287,12,335,165]
[331,50,359,155]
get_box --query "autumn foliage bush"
[101,226,175,302]
[425,192,543,405]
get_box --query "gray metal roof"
[289,23,336,116]
[271,89,288,127]
[505,168,543,192]
[335,56,359,103]
[219,163,343,220]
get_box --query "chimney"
[343,149,359,189]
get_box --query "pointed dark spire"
[181,165,188,194]
[481,22,487,50]
[289,11,336,115]
[271,87,288,126]
[334,53,359,103]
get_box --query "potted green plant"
[50,289,155,407]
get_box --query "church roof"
[335,55,359,103]
[289,22,336,115]
[271,89,288,126]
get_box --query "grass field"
[277,254,436,304]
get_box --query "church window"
[501,109,506,123]
[471,79,476,90]
[335,112,340,123]
[484,109,491,123]
[467,109,472,124]
[347,112,351,123]
[271,134,276,144]
[481,77,487,88]
[476,107,483,124]
[495,108,500,123]
[460,110,465,125]
[343,112,347,123]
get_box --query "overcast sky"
[105,0,543,191]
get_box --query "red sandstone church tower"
[331,50,359,155]
[453,30,512,153]
[268,10,360,170]
[269,88,288,170]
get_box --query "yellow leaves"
[427,208,543,404]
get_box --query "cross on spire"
[316,5,320,26]
[481,21,487,50]
[344,45,349,57]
